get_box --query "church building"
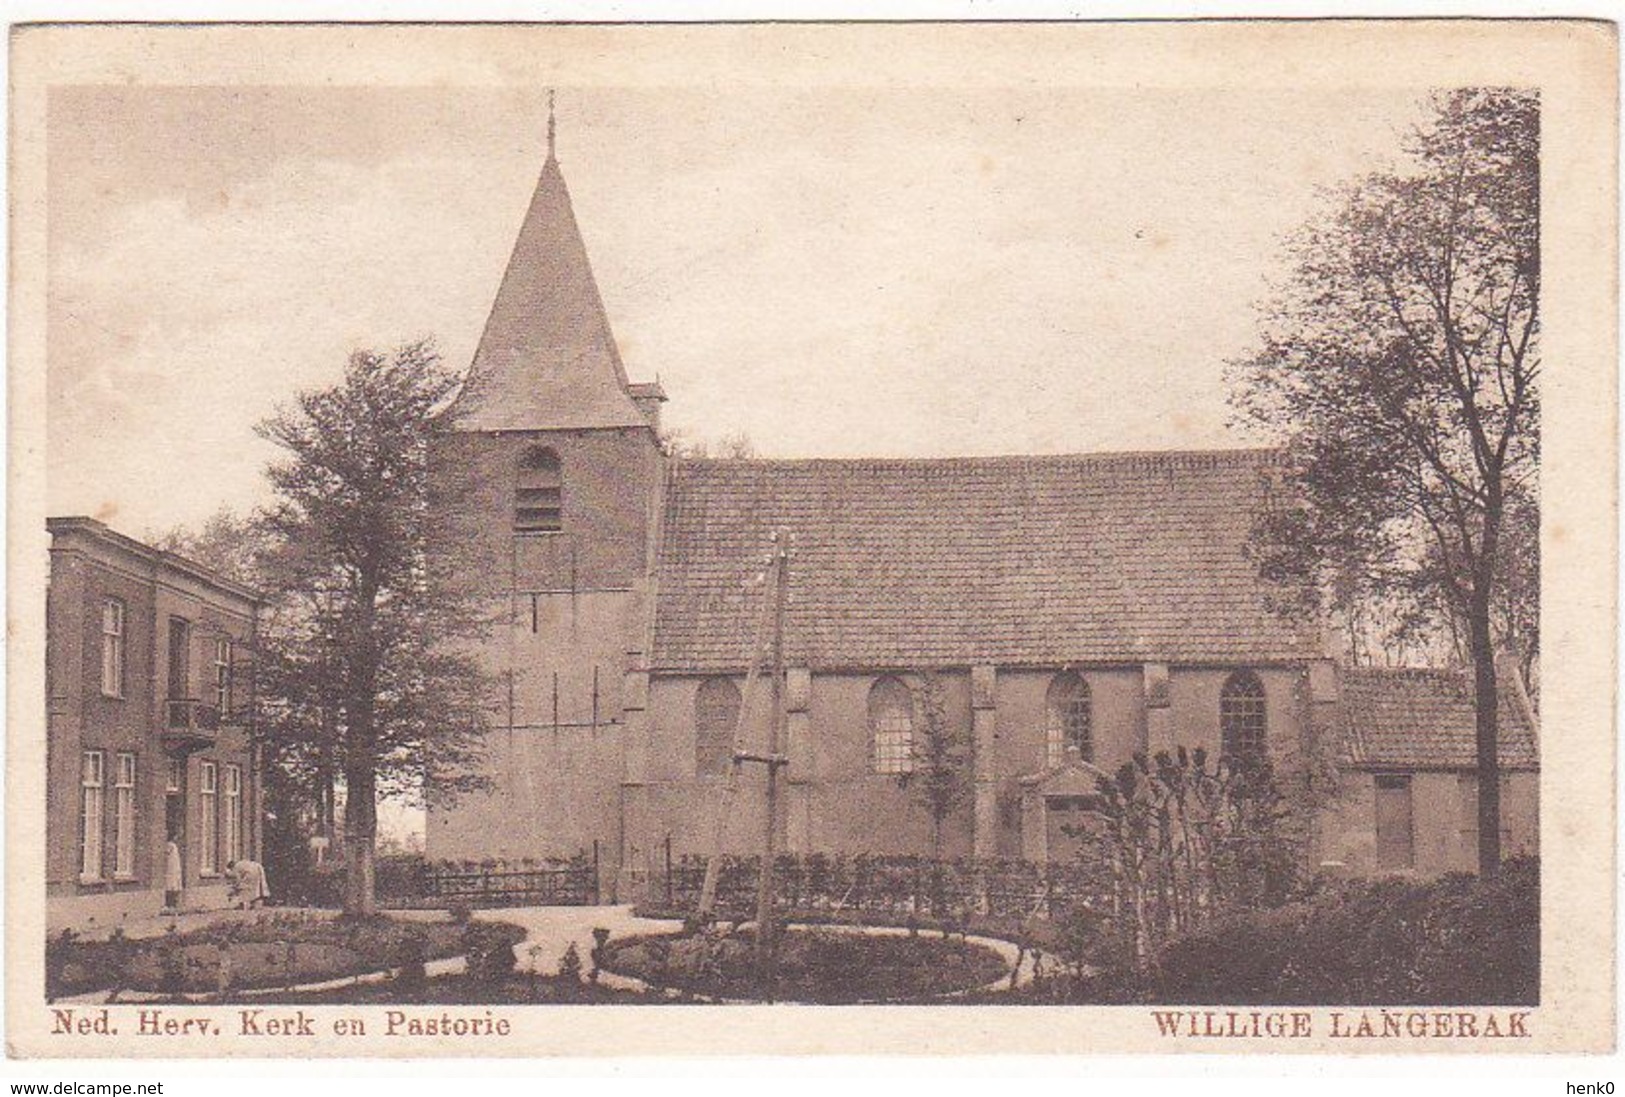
[425,120,1538,893]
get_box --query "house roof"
[47,516,264,607]
[651,449,1321,671]
[1340,666,1539,771]
[450,153,649,432]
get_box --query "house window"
[167,617,191,700]
[100,599,125,697]
[214,638,232,714]
[166,756,184,794]
[694,678,742,778]
[1046,672,1093,767]
[114,753,137,879]
[224,764,243,863]
[80,751,105,881]
[1220,670,1267,766]
[514,447,563,532]
[199,761,218,875]
[869,677,915,775]
[1374,773,1415,869]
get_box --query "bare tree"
[908,672,972,865]
[658,427,759,459]
[1232,89,1539,874]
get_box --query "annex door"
[1374,774,1415,870]
[1045,796,1091,863]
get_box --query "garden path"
[479,903,685,976]
[480,905,1050,996]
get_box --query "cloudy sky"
[47,84,1426,539]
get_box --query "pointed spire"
[451,106,646,433]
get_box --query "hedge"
[1102,856,1539,1006]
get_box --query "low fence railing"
[656,852,1115,921]
[377,847,601,909]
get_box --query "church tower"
[426,103,665,873]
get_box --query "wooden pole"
[754,533,791,995]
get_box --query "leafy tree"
[152,506,266,587]
[1231,89,1538,874]
[256,340,496,914]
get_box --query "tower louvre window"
[515,446,563,532]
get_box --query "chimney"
[627,380,668,433]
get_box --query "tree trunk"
[343,761,378,916]
[1470,584,1502,877]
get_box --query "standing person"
[227,858,271,909]
[164,835,182,911]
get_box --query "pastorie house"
[420,131,1540,895]
[46,518,263,932]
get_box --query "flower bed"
[47,912,526,998]
[601,926,1009,1004]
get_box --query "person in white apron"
[226,858,270,909]
[164,837,182,910]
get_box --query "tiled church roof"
[1340,666,1539,770]
[651,449,1321,671]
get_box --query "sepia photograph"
[6,19,1616,1060]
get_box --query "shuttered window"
[515,447,563,532]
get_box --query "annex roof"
[1340,666,1539,771]
[651,449,1322,672]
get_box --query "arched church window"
[515,447,563,532]
[1046,672,1093,768]
[1220,670,1267,766]
[694,678,741,779]
[869,677,915,775]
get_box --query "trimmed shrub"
[558,942,583,985]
